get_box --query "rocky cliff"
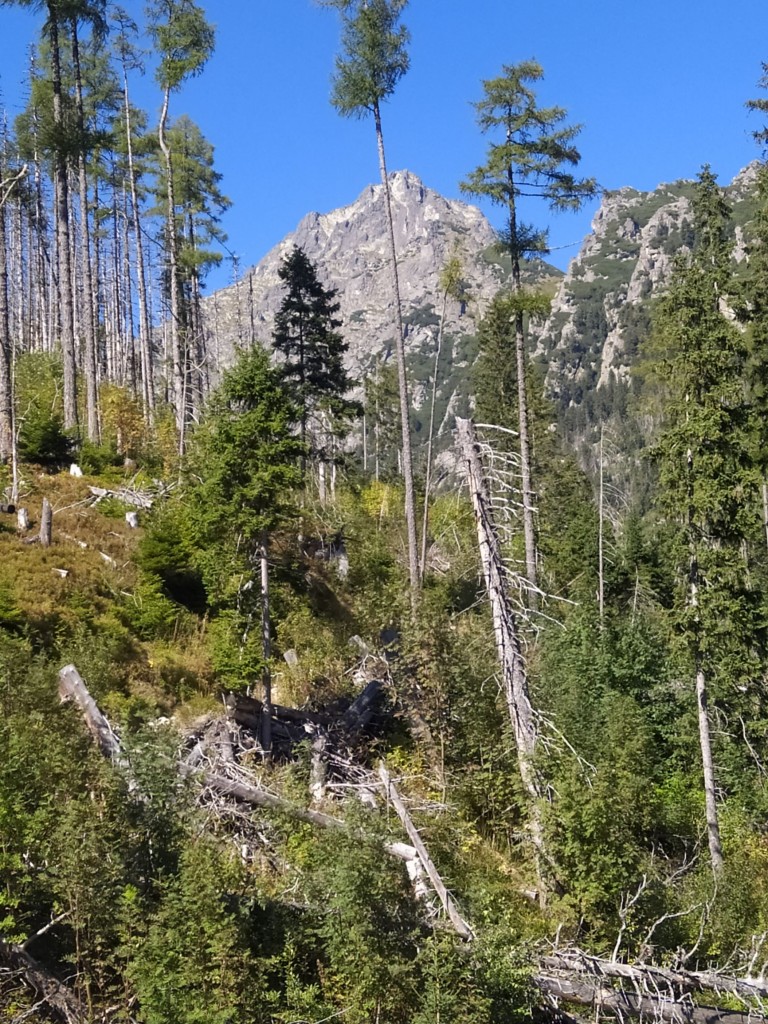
[204,164,762,454]
[204,170,560,428]
[535,163,761,429]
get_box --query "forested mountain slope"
[5,1,768,1021]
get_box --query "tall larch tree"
[146,0,214,455]
[112,6,155,425]
[462,61,596,601]
[323,0,420,601]
[1,0,80,428]
[653,167,763,877]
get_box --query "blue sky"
[1,1,767,292]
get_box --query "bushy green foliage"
[127,840,265,1024]
[15,353,73,466]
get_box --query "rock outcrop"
[535,163,761,416]
[203,170,560,415]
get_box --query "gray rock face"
[203,170,559,411]
[535,163,761,412]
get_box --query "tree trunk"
[122,74,155,423]
[121,187,137,394]
[39,497,52,547]
[507,166,538,601]
[420,283,449,577]
[70,18,99,442]
[48,9,78,430]
[0,170,13,461]
[687,436,724,876]
[379,763,473,940]
[157,86,184,451]
[373,101,420,602]
[260,534,272,756]
[456,416,550,892]
[598,423,605,624]
[696,661,724,875]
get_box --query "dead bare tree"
[455,416,550,893]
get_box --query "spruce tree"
[189,347,303,754]
[653,167,762,876]
[462,61,596,600]
[272,246,356,482]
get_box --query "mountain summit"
[204,171,559,409]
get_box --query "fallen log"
[87,485,154,509]
[542,949,768,1006]
[0,937,85,1024]
[536,972,764,1024]
[58,664,124,766]
[59,665,419,869]
[379,763,473,941]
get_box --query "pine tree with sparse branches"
[462,60,596,601]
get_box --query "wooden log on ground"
[535,972,766,1024]
[541,950,768,1004]
[0,937,86,1024]
[57,664,124,766]
[60,666,421,869]
[342,678,383,734]
[87,484,154,509]
[379,763,473,941]
[0,501,15,514]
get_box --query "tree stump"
[39,498,52,547]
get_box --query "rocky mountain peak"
[204,172,560,423]
[534,164,760,421]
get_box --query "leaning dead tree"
[538,946,768,1024]
[455,417,549,891]
[0,937,86,1024]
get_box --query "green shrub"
[18,410,72,467]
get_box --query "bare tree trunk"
[373,102,420,603]
[456,417,550,892]
[507,168,537,601]
[379,763,473,940]
[695,660,723,875]
[260,534,272,757]
[121,187,137,395]
[598,423,605,625]
[420,283,449,577]
[123,83,155,423]
[39,497,52,547]
[688,536,724,875]
[48,10,78,430]
[0,171,13,461]
[157,86,185,452]
[70,18,99,442]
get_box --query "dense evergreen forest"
[5,2,768,1023]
